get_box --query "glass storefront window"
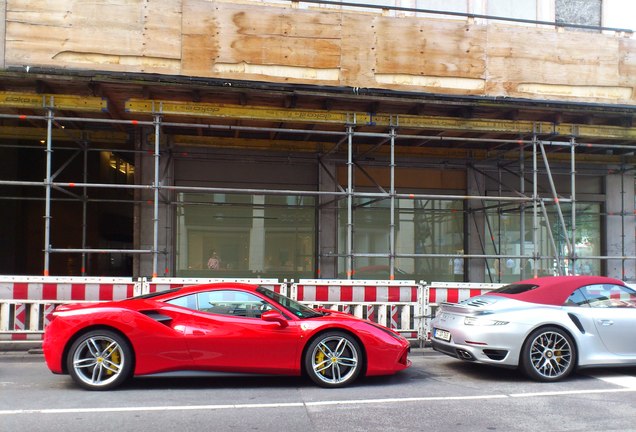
[176,193,315,279]
[338,197,464,281]
[484,202,601,282]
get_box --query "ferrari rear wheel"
[304,331,362,388]
[520,326,576,382]
[67,330,133,390]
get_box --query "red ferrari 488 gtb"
[43,283,411,390]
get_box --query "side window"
[580,284,636,308]
[166,293,197,309]
[196,290,273,318]
[564,289,589,307]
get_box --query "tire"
[520,326,576,382]
[66,329,133,390]
[304,331,363,388]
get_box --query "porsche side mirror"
[261,310,288,328]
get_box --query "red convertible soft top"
[487,275,627,306]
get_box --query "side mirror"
[261,310,288,328]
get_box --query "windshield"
[490,283,539,295]
[256,286,323,318]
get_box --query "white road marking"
[1,388,635,416]
[587,373,636,389]
[509,388,636,398]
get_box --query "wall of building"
[3,0,635,106]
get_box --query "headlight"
[464,316,509,326]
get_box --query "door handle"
[598,319,614,326]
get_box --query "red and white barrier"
[0,277,137,344]
[0,276,138,301]
[0,300,72,342]
[424,282,503,340]
[1,276,513,347]
[291,280,423,340]
[427,282,502,305]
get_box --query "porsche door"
[581,284,636,356]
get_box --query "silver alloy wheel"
[72,335,126,388]
[528,330,572,379]
[310,335,359,385]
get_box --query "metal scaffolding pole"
[82,139,88,275]
[570,137,577,274]
[532,133,539,277]
[538,140,573,270]
[539,199,562,274]
[346,125,354,279]
[152,115,161,278]
[389,125,396,280]
[520,138,527,278]
[43,109,53,276]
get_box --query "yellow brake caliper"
[105,344,121,375]
[315,350,326,375]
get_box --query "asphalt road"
[2,349,636,432]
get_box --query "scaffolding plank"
[0,92,107,112]
[125,99,352,124]
[126,98,636,140]
[0,126,128,143]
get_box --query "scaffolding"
[0,92,635,281]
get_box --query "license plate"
[434,328,451,342]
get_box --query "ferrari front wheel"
[67,329,133,390]
[520,326,576,382]
[305,331,362,388]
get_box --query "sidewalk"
[0,348,44,362]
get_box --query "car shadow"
[124,372,309,390]
[439,359,634,384]
[442,360,523,382]
[121,370,416,391]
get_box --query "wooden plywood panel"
[185,1,343,82]
[0,1,5,69]
[181,0,220,76]
[339,13,376,88]
[374,18,486,79]
[216,3,342,67]
[5,0,181,73]
[2,0,635,106]
[486,24,632,103]
[618,38,636,87]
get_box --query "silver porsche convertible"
[431,276,636,381]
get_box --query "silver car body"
[431,278,636,377]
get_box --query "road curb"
[0,349,44,362]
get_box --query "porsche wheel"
[520,326,576,382]
[305,332,362,388]
[67,330,133,390]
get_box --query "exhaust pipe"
[456,349,475,361]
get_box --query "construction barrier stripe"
[43,303,56,327]
[390,305,398,329]
[0,333,44,341]
[14,303,26,331]
[428,287,495,304]
[0,278,437,346]
[0,282,135,301]
[296,285,417,303]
